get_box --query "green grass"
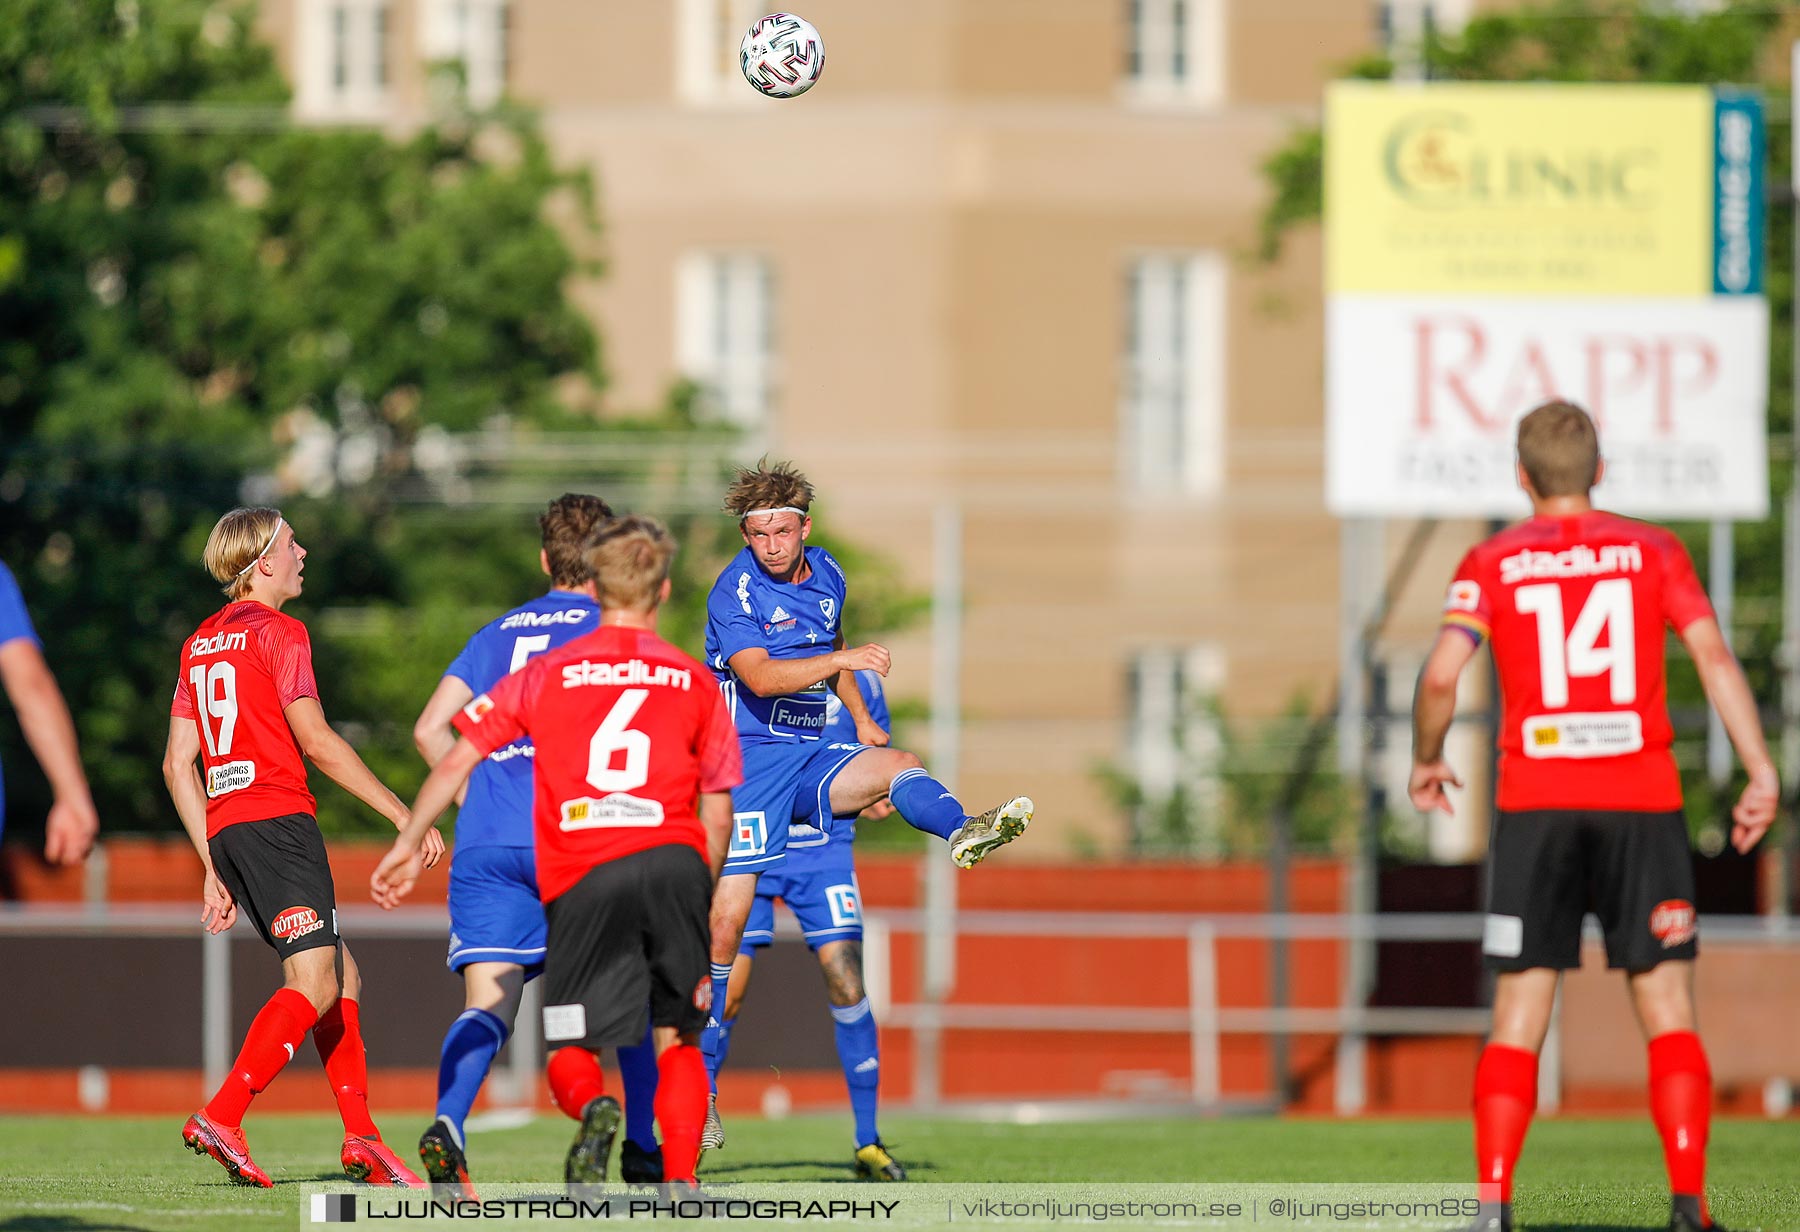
[0,1113,1794,1230]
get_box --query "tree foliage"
[0,1,918,844]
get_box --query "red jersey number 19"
[1514,579,1637,709]
[187,662,240,756]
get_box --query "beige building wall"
[263,0,1500,854]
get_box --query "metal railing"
[5,905,1796,1114]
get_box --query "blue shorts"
[446,844,547,973]
[740,825,862,954]
[723,740,869,877]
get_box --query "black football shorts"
[208,812,340,957]
[541,844,712,1050]
[1484,808,1698,973]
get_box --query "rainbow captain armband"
[1442,610,1489,642]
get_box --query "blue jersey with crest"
[443,589,600,848]
[705,545,848,743]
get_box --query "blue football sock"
[832,998,881,1148]
[616,1016,660,1151]
[888,767,967,841]
[701,963,734,1090]
[434,1007,509,1144]
[715,1016,737,1072]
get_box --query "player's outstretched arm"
[161,716,236,934]
[728,642,891,699]
[284,696,444,868]
[372,738,483,908]
[413,675,474,767]
[0,638,98,865]
[1678,616,1780,853]
[1409,628,1478,815]
[828,635,888,747]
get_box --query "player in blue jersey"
[699,460,1033,1155]
[409,495,663,1193]
[0,560,98,864]
[714,669,905,1179]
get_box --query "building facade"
[257,0,1501,854]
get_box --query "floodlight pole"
[916,500,963,1111]
[1783,42,1800,923]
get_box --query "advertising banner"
[1325,82,1767,519]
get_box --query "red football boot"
[182,1111,274,1188]
[342,1134,425,1187]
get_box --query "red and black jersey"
[453,624,743,903]
[1441,511,1713,812]
[172,602,320,837]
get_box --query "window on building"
[296,0,393,120]
[419,0,511,108]
[1124,0,1224,105]
[676,253,777,431]
[677,0,766,103]
[1376,0,1473,70]
[1126,646,1226,852]
[1121,252,1226,498]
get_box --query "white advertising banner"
[1326,296,1770,519]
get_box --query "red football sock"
[1649,1031,1711,1217]
[1472,1042,1537,1204]
[204,988,318,1128]
[655,1043,708,1183]
[314,997,380,1140]
[548,1046,605,1121]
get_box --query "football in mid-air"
[739,13,825,98]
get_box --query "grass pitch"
[0,1112,1794,1231]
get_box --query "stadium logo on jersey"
[270,906,326,943]
[1499,542,1643,587]
[205,760,256,798]
[1649,899,1696,948]
[561,659,692,691]
[463,694,496,723]
[1445,580,1482,613]
[736,572,754,615]
[189,631,247,657]
[500,607,591,630]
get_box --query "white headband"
[739,506,808,520]
[235,517,286,576]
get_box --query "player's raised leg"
[828,748,1031,869]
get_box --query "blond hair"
[1517,400,1600,498]
[585,515,677,612]
[203,507,284,599]
[723,459,813,521]
[540,493,614,588]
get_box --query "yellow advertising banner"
[1326,82,1713,297]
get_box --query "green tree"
[1260,0,1792,845]
[0,1,930,845]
